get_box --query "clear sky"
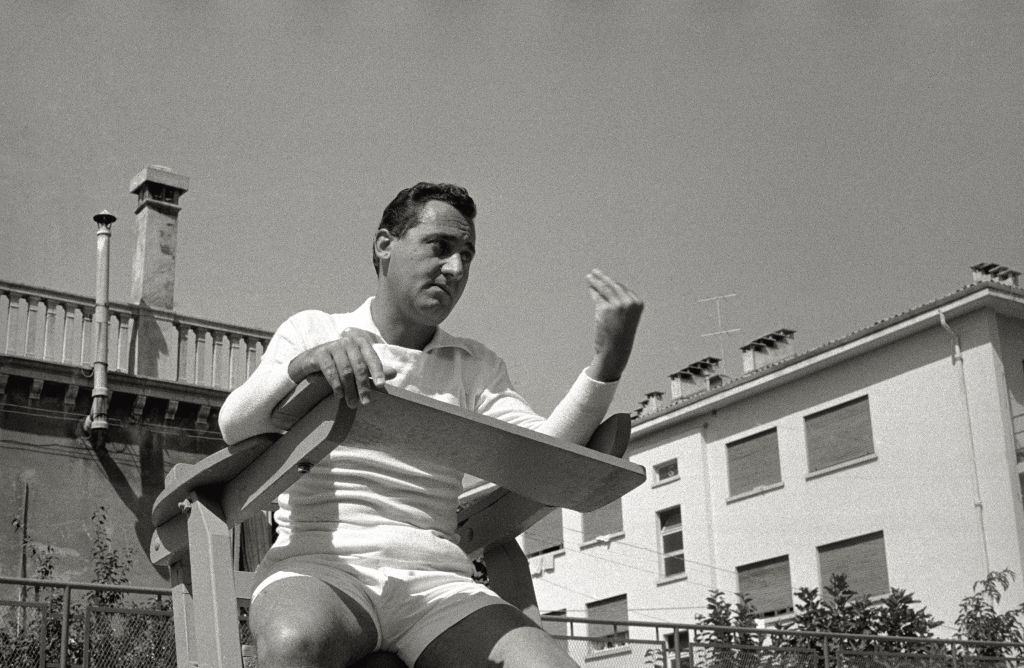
[2,1,1021,417]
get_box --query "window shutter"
[818,531,889,596]
[524,509,563,557]
[727,429,781,496]
[737,556,793,617]
[541,610,569,652]
[582,497,623,542]
[586,594,629,648]
[806,396,874,472]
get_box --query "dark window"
[654,459,679,482]
[541,609,568,652]
[726,428,781,496]
[664,630,691,668]
[524,509,563,557]
[582,497,623,543]
[818,531,889,597]
[805,397,874,473]
[658,506,685,577]
[586,594,629,651]
[737,555,793,618]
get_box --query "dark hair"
[373,182,476,274]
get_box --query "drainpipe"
[84,211,116,448]
[938,309,991,574]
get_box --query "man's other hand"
[288,328,395,408]
[586,268,644,383]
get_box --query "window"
[541,609,568,652]
[586,594,629,651]
[726,428,781,497]
[818,531,889,597]
[657,506,685,578]
[582,497,623,543]
[524,509,563,557]
[737,555,793,618]
[654,459,679,483]
[663,630,691,668]
[805,396,874,473]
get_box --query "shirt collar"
[352,297,473,355]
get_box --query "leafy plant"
[955,569,1024,656]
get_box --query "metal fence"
[548,616,1024,668]
[0,576,172,668]
[4,577,1024,667]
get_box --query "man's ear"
[374,229,393,273]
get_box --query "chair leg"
[170,560,198,668]
[187,491,244,668]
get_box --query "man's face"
[379,199,476,326]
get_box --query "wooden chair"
[150,376,644,668]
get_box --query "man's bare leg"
[415,603,576,668]
[251,576,378,668]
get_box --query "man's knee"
[250,576,377,667]
[257,619,344,665]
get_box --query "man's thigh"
[251,575,379,668]
[415,603,576,668]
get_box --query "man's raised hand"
[287,328,396,408]
[587,268,644,383]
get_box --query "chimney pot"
[741,329,795,373]
[971,263,1020,288]
[669,357,723,399]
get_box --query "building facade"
[527,265,1024,659]
[0,167,272,588]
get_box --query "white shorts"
[251,555,508,665]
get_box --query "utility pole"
[16,481,28,633]
[698,293,741,363]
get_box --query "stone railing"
[0,280,271,391]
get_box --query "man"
[219,182,643,667]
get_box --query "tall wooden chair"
[150,376,644,668]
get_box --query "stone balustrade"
[0,280,271,390]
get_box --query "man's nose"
[442,254,464,279]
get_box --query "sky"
[1,1,1022,418]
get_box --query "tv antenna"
[698,293,741,361]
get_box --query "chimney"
[971,263,1020,288]
[644,391,664,415]
[129,166,189,379]
[740,329,795,373]
[668,357,723,400]
[129,165,189,309]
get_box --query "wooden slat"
[186,492,243,668]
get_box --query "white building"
[525,263,1024,658]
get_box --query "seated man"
[218,182,643,668]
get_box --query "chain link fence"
[1,576,171,668]
[548,617,1024,668]
[5,578,1024,667]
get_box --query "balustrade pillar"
[23,296,41,356]
[41,300,57,360]
[193,327,208,385]
[60,304,77,364]
[80,308,93,366]
[3,292,20,354]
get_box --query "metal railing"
[5,577,1024,667]
[0,576,173,668]
[0,280,271,389]
[543,615,1024,668]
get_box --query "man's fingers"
[588,269,642,308]
[343,343,375,406]
[357,338,388,387]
